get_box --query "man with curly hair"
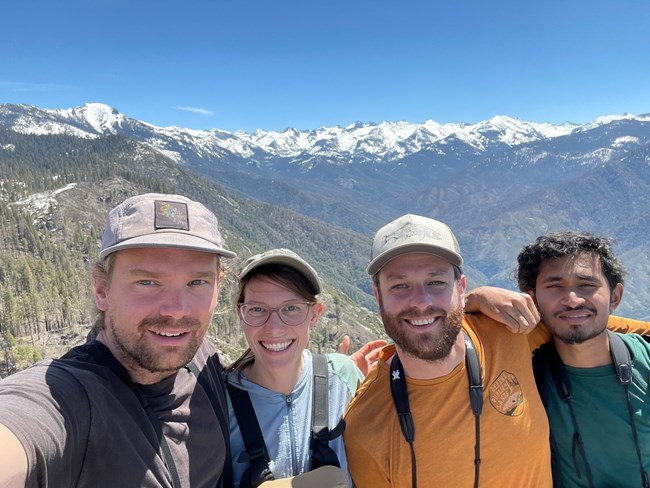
[518,231,650,488]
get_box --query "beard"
[545,305,607,345]
[381,302,464,362]
[107,314,202,375]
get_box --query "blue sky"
[2,0,649,132]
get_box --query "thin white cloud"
[174,106,214,116]
[0,81,63,92]
[102,73,123,81]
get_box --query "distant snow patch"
[612,136,639,147]
[14,183,78,224]
[581,148,613,165]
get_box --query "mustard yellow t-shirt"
[344,313,552,488]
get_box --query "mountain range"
[1,102,649,341]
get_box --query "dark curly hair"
[516,231,625,293]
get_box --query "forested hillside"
[4,103,650,376]
[0,130,384,377]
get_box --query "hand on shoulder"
[465,286,540,335]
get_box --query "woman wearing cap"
[225,249,364,488]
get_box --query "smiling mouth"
[556,308,594,321]
[261,340,294,352]
[152,330,186,337]
[408,317,439,327]
[560,312,590,319]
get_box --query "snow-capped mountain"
[0,103,650,180]
[2,102,649,187]
[1,102,632,168]
[3,101,650,235]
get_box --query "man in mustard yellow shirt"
[344,214,649,488]
[344,214,552,487]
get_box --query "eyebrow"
[384,270,448,281]
[127,269,217,279]
[242,299,310,306]
[540,273,600,283]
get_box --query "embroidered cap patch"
[154,200,190,230]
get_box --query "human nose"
[409,284,432,310]
[159,287,191,319]
[561,290,585,308]
[263,309,287,329]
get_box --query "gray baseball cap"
[367,213,463,275]
[99,193,236,261]
[238,248,322,295]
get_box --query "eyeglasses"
[238,302,315,327]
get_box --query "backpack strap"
[389,331,482,488]
[532,342,564,481]
[186,362,233,488]
[227,383,275,488]
[463,332,483,488]
[606,331,649,488]
[534,340,595,487]
[390,353,417,488]
[309,354,342,469]
[607,330,632,384]
[535,333,649,488]
[228,354,343,486]
[532,342,550,407]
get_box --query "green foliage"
[13,342,39,363]
[0,330,42,376]
[0,128,384,375]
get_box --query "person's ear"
[373,283,386,315]
[373,285,381,303]
[458,275,467,307]
[609,283,624,312]
[310,302,324,328]
[92,268,109,312]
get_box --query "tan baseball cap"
[367,213,463,275]
[99,193,236,261]
[238,248,322,295]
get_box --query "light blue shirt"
[227,349,363,487]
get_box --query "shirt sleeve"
[326,353,364,393]
[607,315,650,335]
[0,363,90,488]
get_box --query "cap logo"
[258,249,287,258]
[154,200,190,231]
[382,222,444,250]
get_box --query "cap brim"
[366,243,463,275]
[239,255,322,295]
[99,232,237,261]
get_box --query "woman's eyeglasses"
[238,302,315,327]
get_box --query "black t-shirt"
[0,338,227,488]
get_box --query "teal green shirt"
[543,334,650,487]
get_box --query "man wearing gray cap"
[0,193,235,488]
[344,214,553,487]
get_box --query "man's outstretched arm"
[0,422,28,487]
[465,286,540,334]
